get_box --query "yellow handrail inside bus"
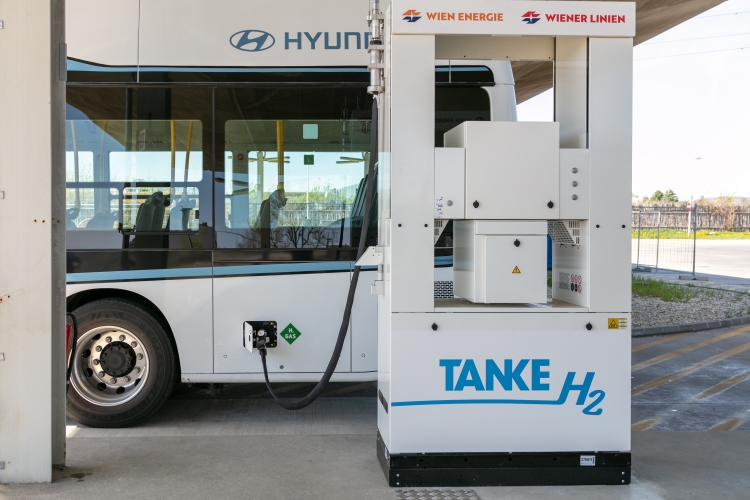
[276,120,284,195]
[97,120,108,214]
[182,120,193,201]
[170,120,176,199]
[70,121,80,210]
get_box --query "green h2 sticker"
[282,323,302,345]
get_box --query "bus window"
[66,87,213,250]
[435,86,491,147]
[220,119,373,250]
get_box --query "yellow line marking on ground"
[632,325,750,372]
[693,370,750,401]
[708,417,746,431]
[632,334,688,353]
[632,341,750,397]
[631,418,659,432]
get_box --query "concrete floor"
[2,429,749,499]
[4,327,750,499]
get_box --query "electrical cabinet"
[454,220,548,304]
[444,121,560,220]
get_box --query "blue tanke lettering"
[455,360,484,391]
[441,359,552,391]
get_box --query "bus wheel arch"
[66,288,181,374]
[66,292,180,427]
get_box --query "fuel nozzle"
[243,321,278,353]
[256,329,267,350]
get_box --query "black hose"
[66,312,79,394]
[260,98,379,410]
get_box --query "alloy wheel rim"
[70,325,150,407]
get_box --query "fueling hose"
[259,98,379,410]
[66,312,79,394]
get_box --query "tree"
[649,190,664,202]
[648,189,679,204]
[663,189,679,203]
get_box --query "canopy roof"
[513,0,724,103]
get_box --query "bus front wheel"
[67,298,176,427]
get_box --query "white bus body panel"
[67,279,213,374]
[66,0,139,66]
[213,271,353,374]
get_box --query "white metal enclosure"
[373,0,634,485]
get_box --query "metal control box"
[444,121,560,220]
[454,220,548,304]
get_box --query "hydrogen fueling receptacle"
[365,0,634,487]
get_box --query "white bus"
[64,0,518,426]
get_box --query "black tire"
[66,298,176,428]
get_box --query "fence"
[632,208,697,275]
[632,205,750,232]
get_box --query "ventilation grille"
[434,280,454,298]
[396,490,480,500]
[568,220,581,244]
[548,220,581,245]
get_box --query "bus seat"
[135,191,166,232]
[65,207,80,229]
[255,189,286,248]
[86,210,118,229]
[133,191,167,248]
[168,196,196,231]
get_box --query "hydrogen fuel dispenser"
[366,0,634,487]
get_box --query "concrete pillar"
[0,0,67,483]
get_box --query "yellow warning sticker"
[512,266,521,274]
[608,318,628,330]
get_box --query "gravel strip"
[632,289,750,328]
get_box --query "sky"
[517,0,750,201]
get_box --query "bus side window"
[218,119,373,250]
[66,87,214,251]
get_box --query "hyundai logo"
[230,29,275,52]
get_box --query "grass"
[632,229,750,240]
[632,276,702,302]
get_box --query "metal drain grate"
[395,490,481,500]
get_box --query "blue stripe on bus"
[435,255,453,267]
[66,256,452,283]
[213,261,352,277]
[66,267,213,283]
